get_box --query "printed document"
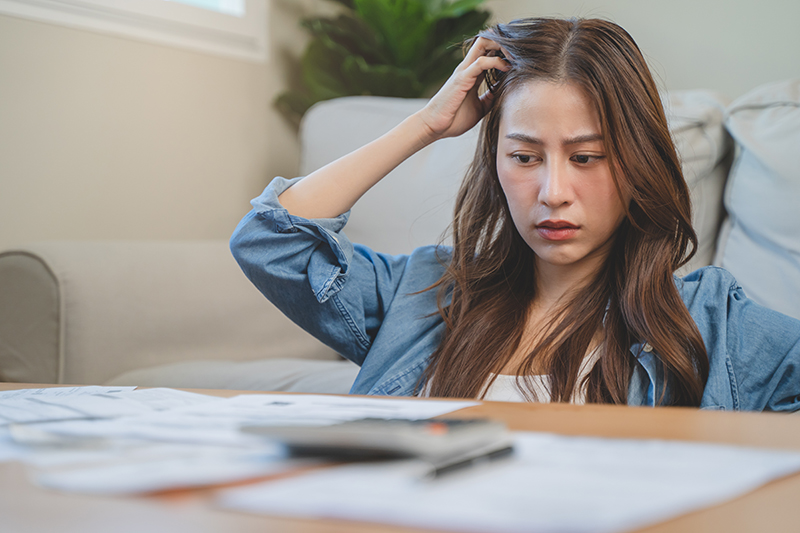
[219,431,800,533]
[1,387,477,494]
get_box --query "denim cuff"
[251,176,354,303]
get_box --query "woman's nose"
[538,162,573,207]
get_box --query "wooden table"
[2,383,800,533]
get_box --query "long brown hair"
[422,18,709,406]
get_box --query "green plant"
[276,0,491,125]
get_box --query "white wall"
[0,1,309,250]
[0,0,798,250]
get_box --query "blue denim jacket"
[231,177,800,411]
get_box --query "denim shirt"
[231,177,800,412]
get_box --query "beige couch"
[1,79,798,392]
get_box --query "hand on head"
[416,37,511,143]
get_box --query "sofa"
[1,79,798,392]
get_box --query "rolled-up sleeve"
[684,267,800,412]
[230,177,411,366]
[724,283,800,412]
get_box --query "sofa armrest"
[0,241,339,385]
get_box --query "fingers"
[463,36,504,64]
[464,37,513,65]
[457,36,511,92]
[421,35,510,138]
[496,43,512,64]
[460,55,510,84]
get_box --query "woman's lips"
[536,220,579,241]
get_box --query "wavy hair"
[422,18,709,406]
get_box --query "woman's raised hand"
[416,37,511,143]
[277,37,510,220]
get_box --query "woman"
[231,18,800,410]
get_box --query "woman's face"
[496,80,628,276]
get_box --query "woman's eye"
[572,154,603,164]
[513,154,532,164]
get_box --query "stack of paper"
[219,431,800,533]
[5,386,800,533]
[1,387,478,495]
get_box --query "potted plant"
[276,0,491,125]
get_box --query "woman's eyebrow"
[505,132,543,145]
[505,132,603,146]
[563,133,603,145]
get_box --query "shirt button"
[643,343,653,353]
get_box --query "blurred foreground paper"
[0,387,213,426]
[34,443,306,495]
[3,390,477,494]
[218,431,800,533]
[20,394,479,446]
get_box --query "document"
[0,386,223,466]
[34,443,310,495]
[218,431,800,533]
[0,386,213,426]
[0,385,136,400]
[2,387,478,495]
[22,393,479,446]
[0,386,135,425]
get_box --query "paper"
[0,386,136,425]
[218,431,800,533]
[26,393,479,447]
[0,427,27,462]
[0,386,213,426]
[33,443,309,495]
[2,388,477,495]
[0,386,227,471]
[0,386,136,400]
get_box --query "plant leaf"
[353,0,434,67]
[277,0,492,120]
[434,0,487,20]
[415,9,491,85]
[342,56,423,97]
[301,38,354,100]
[428,8,491,50]
[301,14,389,64]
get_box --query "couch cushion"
[714,79,800,320]
[105,358,360,394]
[300,97,472,255]
[300,93,731,274]
[662,91,732,274]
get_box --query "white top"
[480,347,602,404]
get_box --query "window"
[0,0,267,62]
[167,0,244,18]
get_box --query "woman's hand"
[416,37,511,144]
[277,36,510,220]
